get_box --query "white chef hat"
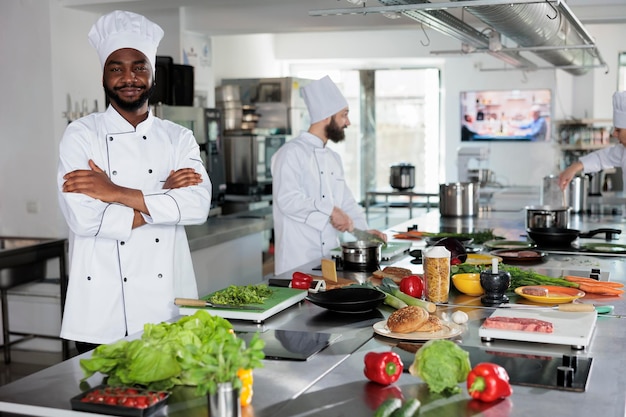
[88,10,164,72]
[613,91,626,128]
[302,76,349,124]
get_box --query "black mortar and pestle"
[480,258,511,306]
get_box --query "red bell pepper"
[399,275,424,298]
[291,271,313,290]
[467,363,513,402]
[364,351,403,386]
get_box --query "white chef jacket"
[579,144,626,185]
[57,106,212,344]
[271,132,368,275]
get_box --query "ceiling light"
[382,11,402,19]
[346,0,366,5]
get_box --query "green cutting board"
[177,286,307,323]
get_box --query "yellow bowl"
[452,273,484,296]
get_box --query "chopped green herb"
[209,284,273,306]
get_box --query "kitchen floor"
[0,344,79,387]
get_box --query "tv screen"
[460,89,551,142]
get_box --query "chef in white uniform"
[559,91,626,190]
[57,11,212,353]
[271,76,386,275]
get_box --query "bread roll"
[414,315,443,332]
[372,266,413,283]
[386,306,429,333]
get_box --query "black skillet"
[526,227,621,247]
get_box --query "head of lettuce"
[408,339,471,394]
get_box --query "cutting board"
[177,287,307,323]
[478,309,597,348]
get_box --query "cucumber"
[374,398,402,417]
[391,398,421,417]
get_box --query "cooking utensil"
[340,240,382,271]
[526,227,621,247]
[389,163,415,190]
[351,228,386,245]
[174,298,265,310]
[437,302,594,312]
[525,205,570,229]
[439,182,479,217]
[306,288,385,313]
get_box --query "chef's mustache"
[113,83,146,91]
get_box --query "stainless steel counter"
[1,210,626,416]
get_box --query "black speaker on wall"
[150,56,174,105]
[172,64,194,106]
[148,56,194,106]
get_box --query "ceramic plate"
[514,285,586,304]
[581,243,626,254]
[490,249,547,263]
[372,320,464,341]
[483,240,537,250]
[464,253,503,265]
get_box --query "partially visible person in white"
[559,92,626,190]
[57,11,212,354]
[271,76,387,275]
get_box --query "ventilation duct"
[309,0,606,75]
[454,0,595,75]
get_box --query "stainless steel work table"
[1,209,626,416]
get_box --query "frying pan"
[526,227,621,247]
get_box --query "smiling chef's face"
[103,48,155,112]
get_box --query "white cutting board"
[478,309,597,348]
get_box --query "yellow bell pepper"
[238,368,254,407]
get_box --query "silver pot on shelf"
[389,163,415,190]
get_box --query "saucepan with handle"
[526,227,621,248]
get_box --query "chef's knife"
[174,298,264,310]
[351,228,387,245]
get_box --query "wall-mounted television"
[460,89,552,142]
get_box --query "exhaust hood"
[309,0,607,75]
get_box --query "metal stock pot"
[341,240,382,270]
[525,206,570,229]
[439,182,479,217]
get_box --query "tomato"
[135,396,149,409]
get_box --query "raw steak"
[483,316,554,333]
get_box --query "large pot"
[390,163,415,190]
[439,182,479,217]
[525,206,570,229]
[569,176,588,213]
[526,227,622,247]
[341,240,382,271]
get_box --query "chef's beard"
[104,82,156,112]
[326,116,347,143]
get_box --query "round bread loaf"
[386,305,429,333]
[372,266,413,283]
[414,315,443,333]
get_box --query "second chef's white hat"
[302,76,349,124]
[613,91,626,128]
[88,10,164,72]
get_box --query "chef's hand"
[367,229,388,242]
[329,207,353,232]
[63,160,149,214]
[132,209,146,229]
[63,159,119,200]
[163,168,203,189]
[558,161,584,190]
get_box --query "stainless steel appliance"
[389,163,415,190]
[223,134,285,196]
[439,182,479,217]
[221,77,312,137]
[153,104,227,211]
